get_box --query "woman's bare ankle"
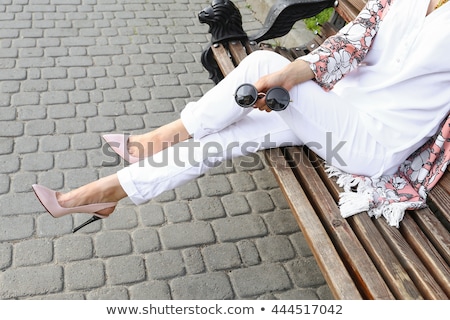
[127,121,190,158]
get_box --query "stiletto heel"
[102,134,141,164]
[73,215,102,233]
[32,184,117,232]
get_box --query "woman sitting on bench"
[32,0,450,231]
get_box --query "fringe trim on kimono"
[325,166,424,228]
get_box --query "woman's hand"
[252,59,314,112]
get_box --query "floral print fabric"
[301,0,393,91]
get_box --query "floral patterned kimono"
[300,0,450,226]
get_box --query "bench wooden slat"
[347,214,423,299]
[211,43,236,77]
[348,0,367,11]
[334,0,362,21]
[374,218,448,299]
[400,214,450,298]
[412,209,450,266]
[320,21,340,38]
[265,148,363,299]
[284,147,396,299]
[228,40,249,65]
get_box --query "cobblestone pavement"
[0,0,332,300]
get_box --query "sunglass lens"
[235,84,257,107]
[266,87,290,111]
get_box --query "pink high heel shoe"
[102,134,141,164]
[32,184,117,233]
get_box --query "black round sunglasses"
[234,83,290,111]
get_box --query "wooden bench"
[198,0,450,299]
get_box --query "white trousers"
[117,51,398,205]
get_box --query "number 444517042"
[271,304,343,315]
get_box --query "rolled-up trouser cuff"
[117,166,147,205]
[180,101,205,138]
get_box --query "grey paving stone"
[0,69,26,81]
[159,221,216,250]
[289,232,314,257]
[252,169,279,190]
[55,152,86,169]
[30,292,86,300]
[13,238,53,267]
[129,281,172,300]
[182,247,205,275]
[212,215,268,242]
[86,117,116,132]
[230,264,292,298]
[106,255,146,285]
[221,194,251,216]
[246,190,275,213]
[56,56,93,67]
[14,136,38,154]
[139,204,165,227]
[25,119,55,136]
[132,228,161,254]
[256,235,296,263]
[0,81,20,93]
[36,213,73,237]
[0,243,12,270]
[0,215,34,241]
[0,265,63,299]
[54,235,94,262]
[189,196,226,220]
[146,250,185,280]
[0,139,14,154]
[276,288,320,300]
[94,231,132,258]
[115,115,145,131]
[228,172,256,192]
[39,136,69,153]
[11,173,37,193]
[64,167,98,190]
[0,174,10,195]
[174,180,201,200]
[236,239,260,266]
[316,285,334,300]
[202,243,242,271]
[197,174,232,197]
[285,257,327,288]
[264,210,300,235]
[17,105,47,121]
[47,104,76,119]
[65,259,105,291]
[103,206,139,231]
[71,133,102,150]
[37,171,64,190]
[170,272,234,300]
[22,153,54,171]
[41,67,67,79]
[268,188,291,209]
[87,287,130,300]
[1,121,24,137]
[163,201,191,223]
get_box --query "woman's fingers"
[253,98,272,112]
